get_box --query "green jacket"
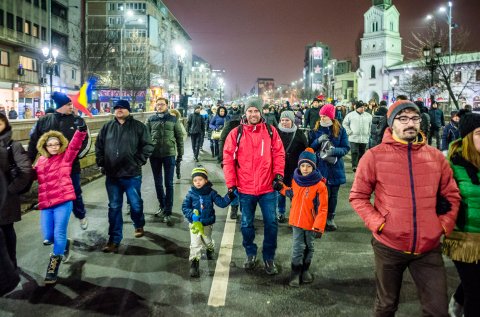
[146,112,184,158]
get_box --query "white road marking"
[208,207,237,307]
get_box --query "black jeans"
[327,185,340,220]
[350,142,367,169]
[0,229,19,296]
[190,133,202,159]
[0,223,17,268]
[428,127,441,149]
[453,260,480,317]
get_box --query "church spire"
[373,0,392,9]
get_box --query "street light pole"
[423,43,442,106]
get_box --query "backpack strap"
[234,125,243,168]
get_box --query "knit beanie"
[245,97,263,113]
[459,112,480,139]
[280,110,295,123]
[51,92,71,109]
[191,166,208,180]
[319,104,335,120]
[114,100,131,112]
[386,100,420,127]
[298,148,317,169]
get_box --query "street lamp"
[175,45,186,111]
[218,78,225,102]
[423,43,442,105]
[390,77,397,101]
[42,47,59,107]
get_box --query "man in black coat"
[187,105,205,162]
[428,102,445,149]
[28,92,91,230]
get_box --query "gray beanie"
[387,100,420,127]
[280,111,295,123]
[245,97,263,113]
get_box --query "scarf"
[191,181,214,195]
[293,168,323,187]
[278,125,297,133]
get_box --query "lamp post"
[423,43,442,105]
[390,77,397,101]
[218,78,225,102]
[42,47,59,107]
[175,45,186,111]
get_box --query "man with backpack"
[223,97,285,275]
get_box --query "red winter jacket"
[350,128,461,254]
[223,119,285,196]
[34,130,87,210]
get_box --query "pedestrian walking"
[428,101,445,149]
[34,125,87,284]
[370,100,388,147]
[276,110,308,223]
[223,97,285,275]
[96,100,153,253]
[146,97,184,226]
[441,110,460,154]
[350,100,461,317]
[28,92,91,230]
[342,101,372,172]
[182,166,235,277]
[209,105,228,158]
[443,111,480,317]
[310,104,350,231]
[262,105,278,127]
[279,148,328,287]
[187,105,206,162]
[304,95,324,131]
[0,113,33,270]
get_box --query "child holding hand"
[280,148,328,287]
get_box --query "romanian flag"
[69,83,93,118]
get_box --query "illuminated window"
[0,51,9,66]
[19,56,37,71]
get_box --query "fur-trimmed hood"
[169,108,182,120]
[37,130,69,157]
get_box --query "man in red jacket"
[223,97,285,275]
[350,100,461,317]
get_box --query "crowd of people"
[0,91,479,317]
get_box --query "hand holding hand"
[273,174,284,191]
[227,190,236,201]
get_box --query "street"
[0,139,460,317]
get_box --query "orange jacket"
[280,175,328,232]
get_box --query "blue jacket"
[310,126,350,186]
[182,182,231,226]
[209,115,229,131]
[442,122,460,151]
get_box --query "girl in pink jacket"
[34,126,86,284]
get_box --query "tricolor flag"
[69,83,93,118]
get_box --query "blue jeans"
[327,185,340,219]
[41,201,73,256]
[239,191,278,261]
[291,227,316,266]
[150,156,175,214]
[277,192,286,215]
[106,176,145,244]
[71,173,86,220]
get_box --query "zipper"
[261,139,264,156]
[297,188,307,225]
[407,143,418,254]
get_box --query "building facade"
[304,41,331,93]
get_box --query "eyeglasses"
[395,116,422,124]
[157,103,167,106]
[46,143,61,148]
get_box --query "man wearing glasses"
[350,100,461,316]
[146,97,184,226]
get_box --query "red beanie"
[319,104,335,120]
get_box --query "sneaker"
[134,228,144,238]
[230,205,238,219]
[79,217,88,230]
[277,214,287,223]
[264,260,279,275]
[62,239,71,263]
[154,208,165,220]
[190,258,200,278]
[102,242,119,253]
[206,248,215,260]
[325,218,337,231]
[448,295,463,317]
[43,239,53,246]
[165,215,174,227]
[244,255,257,270]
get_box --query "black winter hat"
[51,92,71,109]
[459,112,480,139]
[114,100,131,112]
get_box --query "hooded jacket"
[181,181,231,226]
[343,110,373,144]
[209,106,229,131]
[350,128,461,254]
[35,130,86,209]
[223,118,285,195]
[170,109,188,141]
[0,128,33,224]
[281,169,328,232]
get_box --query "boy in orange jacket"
[280,147,328,287]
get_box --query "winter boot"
[206,247,215,260]
[210,145,215,158]
[230,205,238,219]
[190,258,200,278]
[44,254,62,284]
[325,218,337,231]
[289,264,302,287]
[301,262,313,284]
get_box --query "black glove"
[228,186,237,194]
[272,174,284,191]
[436,194,452,215]
[314,231,322,239]
[227,190,236,201]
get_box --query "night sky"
[162,0,480,97]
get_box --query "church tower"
[357,0,403,102]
